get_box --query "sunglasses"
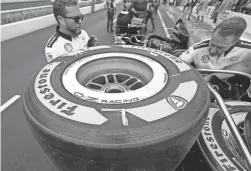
[64,14,84,23]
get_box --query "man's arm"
[179,46,196,64]
[205,58,251,81]
[45,46,61,63]
[85,30,98,47]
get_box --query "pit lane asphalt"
[1,4,168,171]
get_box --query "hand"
[91,35,99,45]
[91,35,99,46]
[203,74,214,82]
[143,39,148,47]
[87,35,99,47]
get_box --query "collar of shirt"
[56,26,74,41]
[207,42,236,61]
[224,45,235,57]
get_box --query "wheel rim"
[85,73,145,93]
[62,52,168,104]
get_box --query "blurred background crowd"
[163,0,251,15]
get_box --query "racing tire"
[23,45,210,171]
[198,101,251,171]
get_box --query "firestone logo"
[167,96,187,110]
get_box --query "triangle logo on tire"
[167,96,187,110]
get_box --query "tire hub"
[85,73,145,92]
[105,85,126,93]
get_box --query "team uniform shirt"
[180,38,251,70]
[45,26,90,62]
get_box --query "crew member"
[180,17,251,101]
[45,0,99,62]
[180,17,251,80]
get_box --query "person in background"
[187,0,198,20]
[211,0,223,23]
[182,0,191,14]
[123,0,129,9]
[195,0,201,14]
[213,0,230,24]
[145,0,155,32]
[45,0,98,62]
[91,0,95,12]
[196,0,210,24]
[169,0,174,6]
[106,0,116,32]
[163,0,167,6]
[154,0,160,18]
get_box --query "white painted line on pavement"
[0,95,21,113]
[158,10,170,38]
[165,28,212,32]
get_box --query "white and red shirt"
[180,37,251,69]
[45,26,90,62]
